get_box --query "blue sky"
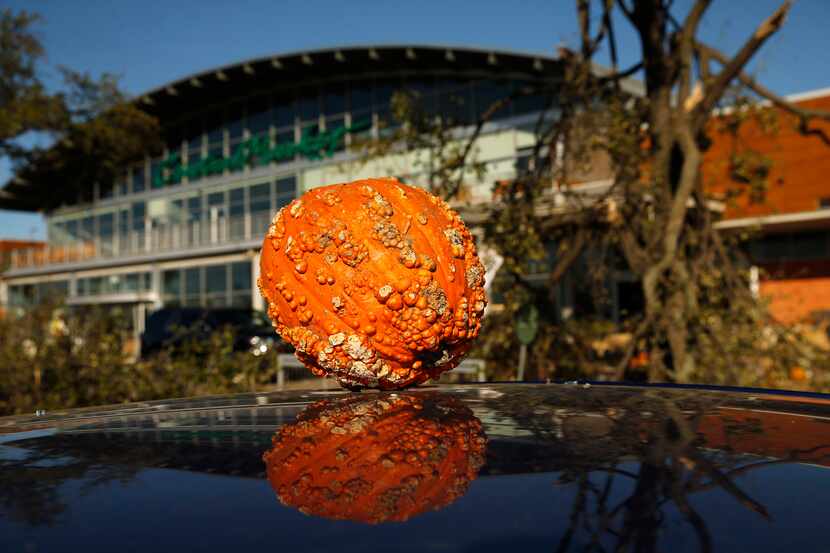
[2,0,828,240]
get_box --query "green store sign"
[153,118,371,187]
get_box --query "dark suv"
[140,307,287,358]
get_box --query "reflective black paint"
[1,383,829,552]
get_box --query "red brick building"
[706,88,830,323]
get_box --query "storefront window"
[118,174,129,196]
[298,86,319,122]
[184,267,200,302]
[350,82,372,114]
[98,212,114,256]
[247,95,271,137]
[132,165,145,194]
[276,176,296,209]
[274,129,295,164]
[205,264,227,307]
[324,115,345,151]
[474,79,511,121]
[274,95,294,128]
[227,103,245,143]
[229,187,245,239]
[323,84,346,116]
[159,261,251,308]
[163,269,181,301]
[206,109,224,145]
[231,261,250,291]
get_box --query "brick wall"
[704,92,830,218]
[757,259,830,323]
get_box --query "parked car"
[139,307,288,358]
[2,383,830,552]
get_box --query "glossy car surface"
[2,382,829,552]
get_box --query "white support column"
[69,272,78,299]
[144,218,152,253]
[151,263,163,310]
[750,266,760,298]
[251,250,264,311]
[0,279,8,309]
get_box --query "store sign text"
[153,118,371,187]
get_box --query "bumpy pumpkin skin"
[263,393,487,524]
[258,177,487,389]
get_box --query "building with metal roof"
[0,44,596,338]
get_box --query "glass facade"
[47,176,298,257]
[76,272,152,297]
[162,261,252,308]
[6,61,554,316]
[97,76,546,200]
[8,281,69,307]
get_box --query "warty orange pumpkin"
[262,393,486,523]
[258,177,487,389]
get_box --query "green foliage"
[0,8,161,211]
[0,9,67,156]
[0,303,280,417]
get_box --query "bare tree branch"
[695,40,830,144]
[694,1,792,119]
[677,0,712,106]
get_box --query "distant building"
[0,240,45,314]
[2,45,622,337]
[1,43,826,331]
[707,88,830,323]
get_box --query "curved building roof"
[137,44,565,121]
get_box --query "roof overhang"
[137,44,572,124]
[715,209,830,233]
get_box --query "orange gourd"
[258,177,487,389]
[263,393,486,523]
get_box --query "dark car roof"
[2,382,830,552]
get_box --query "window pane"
[249,182,270,213]
[298,87,319,121]
[374,80,397,109]
[186,118,202,150]
[274,95,294,128]
[231,261,251,291]
[98,213,114,237]
[124,273,139,292]
[142,272,152,292]
[185,267,201,297]
[230,293,251,308]
[81,217,94,240]
[118,174,129,196]
[350,82,372,113]
[188,197,202,222]
[88,276,102,295]
[248,95,271,137]
[65,220,79,242]
[475,79,511,120]
[132,166,145,194]
[131,203,145,231]
[163,270,181,297]
[229,187,245,217]
[206,109,224,144]
[323,84,346,115]
[228,103,244,142]
[205,265,226,295]
[275,129,295,164]
[207,192,223,206]
[276,176,297,209]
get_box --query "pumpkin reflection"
[263,392,486,523]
